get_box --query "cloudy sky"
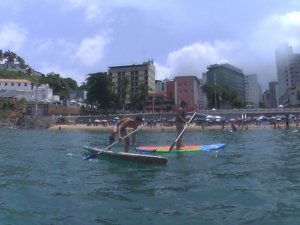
[1,0,300,89]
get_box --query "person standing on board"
[175,100,187,149]
[108,116,143,152]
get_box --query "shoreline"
[48,123,278,132]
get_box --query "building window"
[25,83,27,86]
[5,83,7,86]
[135,71,138,75]
[144,70,148,75]
[131,71,134,75]
[18,83,21,86]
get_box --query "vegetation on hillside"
[0,98,26,121]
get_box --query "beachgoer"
[285,114,290,132]
[108,116,143,152]
[231,122,237,133]
[175,100,187,149]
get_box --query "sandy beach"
[48,123,276,132]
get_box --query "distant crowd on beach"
[51,114,299,132]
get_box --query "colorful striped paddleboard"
[135,143,225,153]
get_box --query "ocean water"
[0,127,300,225]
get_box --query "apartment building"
[174,76,200,111]
[0,79,33,100]
[244,74,262,107]
[0,79,53,102]
[276,44,300,105]
[108,60,155,106]
[206,63,246,101]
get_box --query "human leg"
[175,122,184,149]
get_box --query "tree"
[37,73,71,100]
[64,77,78,90]
[202,83,245,108]
[85,72,116,113]
[3,50,16,68]
[0,50,3,63]
[130,83,149,111]
[117,76,129,110]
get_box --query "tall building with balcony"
[276,44,300,105]
[206,63,246,101]
[108,60,155,106]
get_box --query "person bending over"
[109,116,143,152]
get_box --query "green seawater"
[0,127,300,225]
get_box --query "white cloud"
[154,63,171,80]
[252,11,300,52]
[60,0,168,22]
[74,35,110,66]
[279,11,300,26]
[60,0,112,22]
[0,23,27,51]
[165,41,235,78]
[38,63,86,84]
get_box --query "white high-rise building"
[244,74,262,107]
[276,44,300,105]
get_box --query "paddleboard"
[135,143,225,153]
[83,146,168,164]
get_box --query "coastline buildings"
[268,81,278,108]
[276,44,300,106]
[206,63,246,102]
[0,78,53,102]
[108,60,155,107]
[199,74,208,109]
[174,76,200,111]
[244,74,262,107]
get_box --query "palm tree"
[3,50,16,69]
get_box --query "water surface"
[0,127,300,224]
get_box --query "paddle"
[169,111,197,151]
[85,123,146,160]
